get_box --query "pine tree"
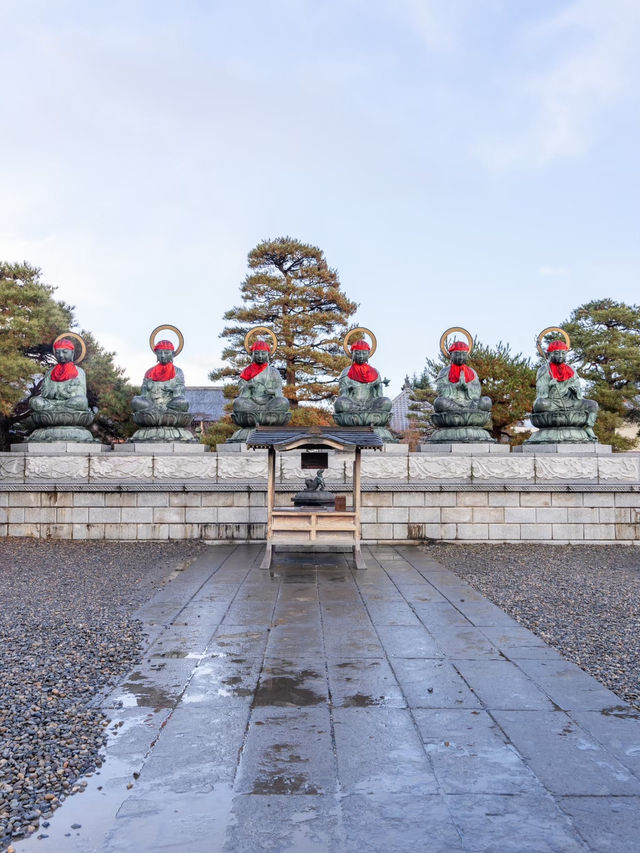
[210,237,358,405]
[562,299,640,450]
[407,372,436,441]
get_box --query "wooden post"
[352,447,365,569]
[261,446,277,570]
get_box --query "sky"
[1,0,639,396]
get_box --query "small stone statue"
[129,325,195,442]
[28,334,95,442]
[333,327,395,442]
[305,469,326,491]
[230,327,291,442]
[430,328,494,443]
[526,328,598,444]
[293,469,334,508]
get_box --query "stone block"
[113,442,206,454]
[488,523,520,540]
[169,492,202,506]
[379,507,409,523]
[550,493,583,507]
[472,507,504,523]
[393,523,409,538]
[72,492,105,507]
[57,507,88,524]
[137,493,169,507]
[8,492,41,507]
[121,508,153,523]
[520,524,553,540]
[362,492,392,507]
[535,507,567,523]
[30,507,56,523]
[360,507,377,523]
[442,507,472,524]
[584,524,615,540]
[185,507,218,524]
[153,507,185,524]
[105,492,136,507]
[232,491,251,506]
[615,508,631,523]
[472,457,534,481]
[457,492,488,507]
[552,524,584,540]
[0,494,7,506]
[90,456,152,480]
[105,524,137,540]
[202,492,234,506]
[41,524,70,539]
[217,507,250,524]
[598,457,640,482]
[535,457,597,482]
[488,492,519,506]
[597,507,615,522]
[364,444,408,454]
[456,523,489,540]
[613,492,640,507]
[215,442,248,453]
[417,442,508,454]
[420,523,450,539]
[0,508,6,524]
[393,492,424,506]
[168,524,190,539]
[85,523,105,539]
[512,443,612,454]
[8,508,25,523]
[12,442,109,453]
[147,523,170,540]
[249,492,267,507]
[410,456,471,481]
[247,509,267,525]
[615,524,640,540]
[583,493,616,507]
[361,522,393,540]
[520,493,552,507]
[504,507,536,523]
[567,508,599,524]
[9,523,39,537]
[88,507,121,523]
[425,493,457,506]
[408,507,441,524]
[72,524,90,539]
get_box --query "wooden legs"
[353,543,366,570]
[260,542,273,570]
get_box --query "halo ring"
[440,327,473,358]
[343,327,377,358]
[537,327,571,358]
[149,325,184,356]
[244,326,278,355]
[53,332,87,364]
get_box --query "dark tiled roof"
[184,386,226,421]
[247,426,384,450]
[391,386,433,432]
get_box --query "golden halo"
[440,327,473,359]
[149,324,184,356]
[537,327,571,358]
[343,327,377,358]
[53,332,87,364]
[244,326,278,355]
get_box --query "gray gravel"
[0,540,205,850]
[428,543,640,710]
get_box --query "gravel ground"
[0,540,205,851]
[428,543,640,710]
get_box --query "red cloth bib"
[549,362,574,382]
[145,363,176,382]
[347,363,378,383]
[50,363,78,382]
[448,364,474,383]
[240,362,268,381]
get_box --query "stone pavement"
[17,544,640,852]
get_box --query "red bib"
[549,362,574,382]
[145,363,176,382]
[50,363,78,382]
[347,363,378,383]
[448,364,474,383]
[240,362,268,381]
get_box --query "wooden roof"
[246,426,384,451]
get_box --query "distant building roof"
[184,386,226,421]
[390,383,433,433]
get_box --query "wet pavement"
[16,544,640,852]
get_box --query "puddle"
[253,671,324,707]
[252,774,320,795]
[342,693,383,708]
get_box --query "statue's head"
[547,340,568,364]
[53,339,75,364]
[449,341,469,366]
[154,339,175,365]
[251,338,271,365]
[350,340,371,365]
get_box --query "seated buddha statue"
[129,328,195,442]
[429,329,494,443]
[526,330,598,444]
[28,335,95,442]
[230,330,290,442]
[333,329,394,441]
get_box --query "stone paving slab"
[16,543,640,852]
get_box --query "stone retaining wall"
[1,447,639,544]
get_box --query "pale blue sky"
[1,0,639,394]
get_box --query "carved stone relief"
[218,455,268,480]
[472,457,534,481]
[598,457,640,482]
[361,456,408,480]
[0,456,25,480]
[409,456,471,481]
[89,456,153,480]
[154,456,218,480]
[26,456,89,480]
[535,457,598,481]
